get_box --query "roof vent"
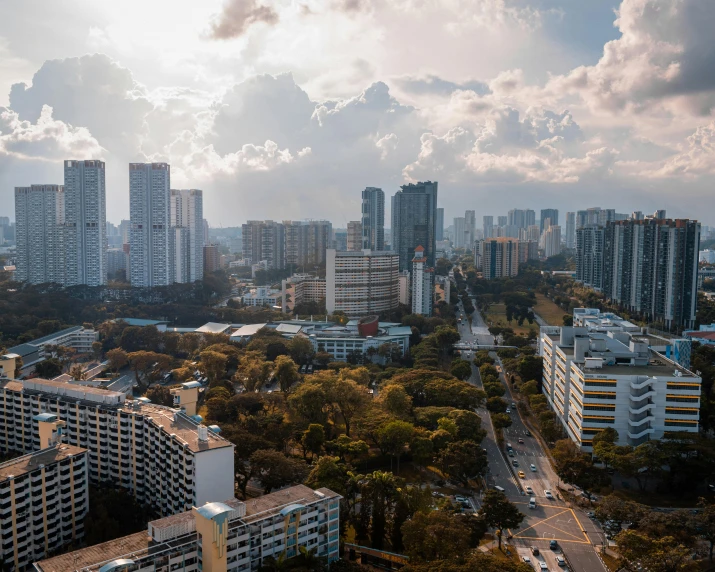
[198,426,208,442]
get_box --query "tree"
[235,351,272,392]
[327,434,369,464]
[145,386,174,407]
[301,424,325,460]
[448,409,486,443]
[450,359,472,381]
[479,489,525,550]
[696,499,715,562]
[274,355,300,396]
[200,350,228,384]
[487,397,508,413]
[377,420,414,472]
[520,379,539,397]
[377,384,413,418]
[249,450,309,493]
[34,358,63,379]
[69,364,87,381]
[410,432,435,468]
[517,356,543,384]
[595,495,648,526]
[491,413,512,429]
[289,336,315,365]
[313,351,332,367]
[615,530,696,572]
[305,456,349,495]
[289,382,329,425]
[438,440,488,486]
[327,377,368,436]
[91,341,103,360]
[106,348,128,372]
[552,439,607,495]
[127,351,172,387]
[401,511,472,562]
[360,471,400,549]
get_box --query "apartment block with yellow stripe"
[36,484,341,572]
[0,378,234,518]
[539,312,700,451]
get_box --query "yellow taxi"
[518,470,526,478]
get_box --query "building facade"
[347,221,362,251]
[391,181,438,271]
[14,185,65,285]
[481,238,520,280]
[540,209,559,233]
[129,163,172,287]
[540,317,701,451]
[37,485,341,572]
[362,187,385,250]
[0,378,235,518]
[242,221,286,270]
[542,225,562,258]
[326,249,399,317]
[435,207,444,242]
[576,226,605,291]
[63,160,107,286]
[0,441,88,570]
[565,212,576,249]
[171,189,204,283]
[411,246,433,316]
[602,219,700,330]
[281,275,326,314]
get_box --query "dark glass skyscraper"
[391,181,438,271]
[361,187,385,250]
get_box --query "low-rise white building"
[36,485,341,572]
[541,317,701,451]
[6,326,99,372]
[239,286,281,307]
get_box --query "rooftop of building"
[194,322,231,334]
[0,444,85,482]
[37,486,341,572]
[26,325,86,346]
[119,404,233,453]
[21,378,126,399]
[114,318,170,327]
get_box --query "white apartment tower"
[171,189,204,283]
[63,160,107,286]
[130,163,172,287]
[543,225,562,258]
[411,246,433,316]
[14,185,65,285]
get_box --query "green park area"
[532,293,568,326]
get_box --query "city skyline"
[1,1,715,225]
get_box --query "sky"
[1,0,715,226]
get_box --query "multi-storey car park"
[0,378,234,517]
[540,309,701,450]
[35,484,341,572]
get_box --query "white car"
[506,408,511,413]
[525,486,534,494]
[540,563,548,570]
[556,556,566,567]
[544,490,554,500]
[522,556,531,563]
[530,464,537,472]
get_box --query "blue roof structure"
[279,503,306,516]
[181,381,202,389]
[195,502,234,520]
[33,413,58,422]
[99,559,135,572]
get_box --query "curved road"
[457,302,607,572]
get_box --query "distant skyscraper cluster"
[14,159,205,287]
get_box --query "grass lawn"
[532,293,568,326]
[484,304,534,336]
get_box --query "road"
[456,302,607,572]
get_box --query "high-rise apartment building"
[481,238,520,280]
[0,440,88,570]
[170,189,204,283]
[565,212,576,249]
[453,217,466,248]
[575,226,605,290]
[63,160,107,286]
[14,185,65,285]
[362,187,385,250]
[543,225,562,258]
[508,209,535,230]
[435,207,444,242]
[602,219,700,330]
[37,485,341,572]
[465,210,476,246]
[242,221,285,269]
[347,221,362,251]
[129,163,172,287]
[0,378,235,517]
[411,246,433,316]
[540,209,559,233]
[204,244,220,273]
[284,221,332,267]
[540,310,701,450]
[391,181,438,271]
[326,249,399,317]
[483,216,494,240]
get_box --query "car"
[525,486,534,494]
[544,490,554,500]
[508,450,515,457]
[518,438,524,444]
[530,464,537,472]
[518,471,526,478]
[512,402,516,408]
[522,557,531,564]
[506,408,511,413]
[550,540,558,550]
[525,430,532,436]
[455,495,467,502]
[512,460,519,467]
[539,562,548,570]
[587,511,596,518]
[556,556,566,566]
[709,484,715,492]
[531,546,540,555]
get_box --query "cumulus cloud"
[393,74,490,97]
[207,0,279,40]
[547,0,715,115]
[0,105,103,160]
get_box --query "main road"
[456,302,607,572]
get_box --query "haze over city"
[1,0,715,224]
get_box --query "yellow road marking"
[512,509,570,536]
[512,507,591,544]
